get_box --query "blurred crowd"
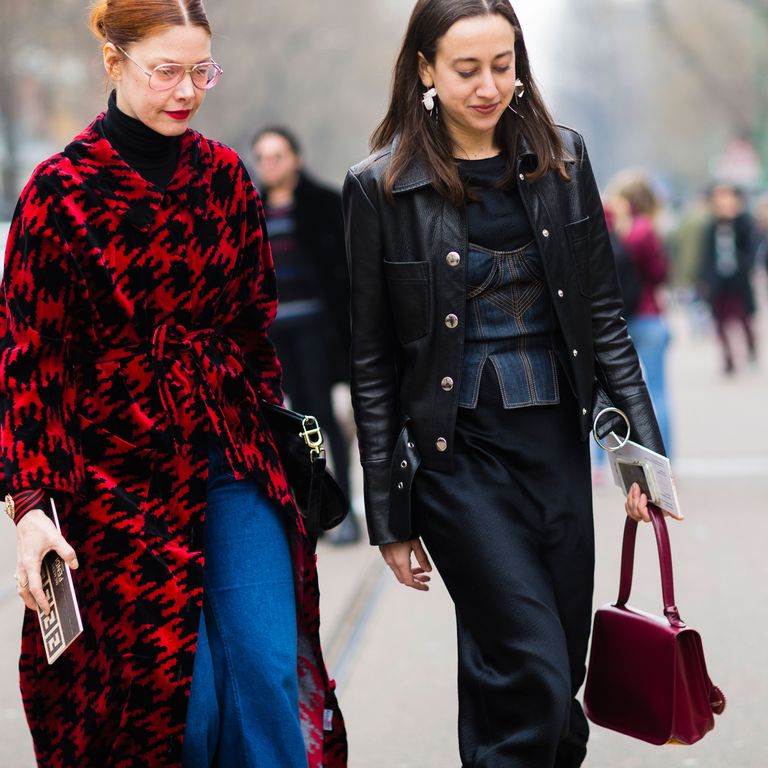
[596,169,768,468]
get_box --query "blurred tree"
[549,0,767,193]
[0,0,412,208]
[650,0,768,185]
[1,0,101,215]
[0,1,25,215]
[2,0,765,209]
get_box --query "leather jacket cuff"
[362,459,405,545]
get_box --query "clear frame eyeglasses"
[117,45,223,91]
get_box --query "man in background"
[699,183,759,375]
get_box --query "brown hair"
[372,0,568,206]
[608,169,660,218]
[89,0,211,47]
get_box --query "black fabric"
[699,212,758,315]
[259,401,349,539]
[101,90,181,190]
[458,154,534,251]
[269,315,351,504]
[413,364,593,768]
[266,173,351,384]
[610,232,641,319]
[265,201,321,305]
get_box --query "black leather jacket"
[343,128,664,545]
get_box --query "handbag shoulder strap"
[616,504,684,627]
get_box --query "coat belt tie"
[149,323,248,471]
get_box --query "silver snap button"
[407,441,415,449]
[435,437,448,452]
[582,408,588,416]
[573,349,579,357]
[518,173,525,181]
[446,251,461,267]
[557,289,564,298]
[542,229,550,238]
[401,460,408,469]
[445,314,459,329]
[397,481,404,490]
[441,377,454,391]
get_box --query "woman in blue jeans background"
[610,171,673,455]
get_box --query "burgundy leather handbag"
[584,505,725,745]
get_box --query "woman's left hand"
[624,483,650,522]
[624,483,684,522]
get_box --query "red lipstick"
[166,110,192,120]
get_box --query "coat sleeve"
[576,138,666,455]
[342,169,403,545]
[224,160,284,406]
[0,168,85,504]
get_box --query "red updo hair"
[89,0,211,47]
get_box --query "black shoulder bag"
[260,401,349,543]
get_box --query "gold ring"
[13,573,29,589]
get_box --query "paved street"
[1,297,767,766]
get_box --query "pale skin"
[251,133,303,207]
[15,23,213,613]
[382,13,680,591]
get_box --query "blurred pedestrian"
[0,1,345,765]
[668,192,712,335]
[252,127,360,544]
[754,193,768,273]
[343,1,668,766]
[700,182,759,374]
[608,170,672,454]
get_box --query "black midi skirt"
[413,365,594,768]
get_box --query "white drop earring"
[422,86,437,114]
[508,78,526,117]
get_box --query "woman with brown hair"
[1,1,345,766]
[343,1,667,765]
[608,169,672,452]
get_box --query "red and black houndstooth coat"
[0,116,346,767]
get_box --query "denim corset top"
[459,241,560,409]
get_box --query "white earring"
[508,79,526,117]
[422,87,437,113]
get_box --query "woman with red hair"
[1,1,345,765]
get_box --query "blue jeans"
[628,315,672,456]
[182,443,307,768]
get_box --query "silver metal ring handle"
[592,407,631,452]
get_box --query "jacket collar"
[63,116,211,232]
[391,133,537,194]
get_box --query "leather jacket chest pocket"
[565,217,591,297]
[383,260,432,344]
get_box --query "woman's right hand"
[15,508,79,614]
[379,538,432,592]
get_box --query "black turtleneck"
[101,90,182,190]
